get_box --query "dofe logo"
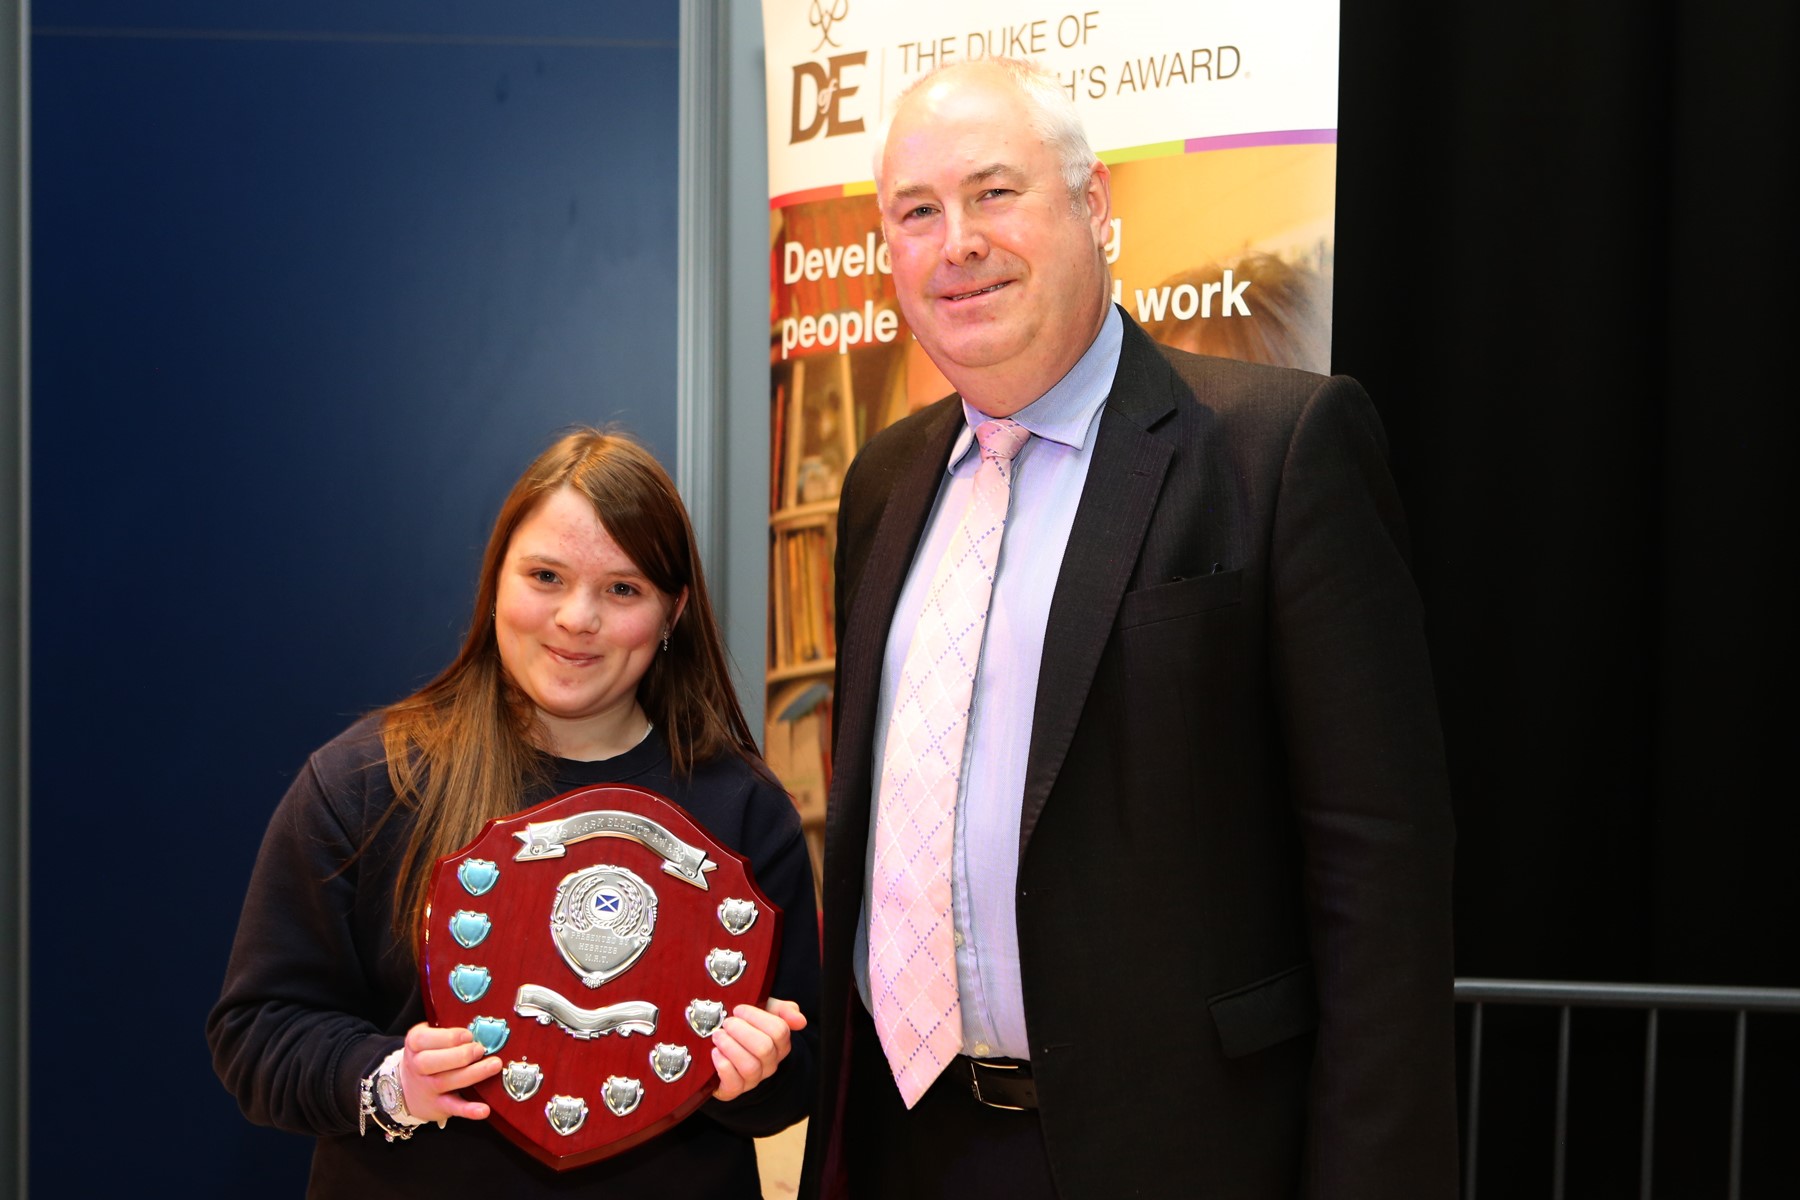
[790,51,867,143]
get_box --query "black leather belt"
[956,1055,1037,1110]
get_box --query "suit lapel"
[1019,320,1178,855]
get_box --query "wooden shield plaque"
[421,783,783,1170]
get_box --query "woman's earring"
[660,630,670,653]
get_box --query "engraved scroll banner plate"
[421,784,784,1171]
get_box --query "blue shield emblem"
[468,1015,510,1055]
[449,964,492,1004]
[457,857,500,896]
[449,909,491,949]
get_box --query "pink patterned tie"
[869,417,1031,1108]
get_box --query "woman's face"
[494,487,685,756]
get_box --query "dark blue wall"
[29,5,679,1192]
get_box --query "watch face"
[377,1072,404,1113]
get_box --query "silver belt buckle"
[967,1059,1027,1111]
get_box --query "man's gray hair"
[870,57,1099,207]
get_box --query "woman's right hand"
[397,1022,505,1123]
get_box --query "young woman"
[208,429,817,1197]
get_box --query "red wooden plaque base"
[421,784,783,1171]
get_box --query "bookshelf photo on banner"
[764,196,928,888]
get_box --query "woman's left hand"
[709,997,807,1101]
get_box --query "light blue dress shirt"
[856,307,1124,1061]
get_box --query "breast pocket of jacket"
[1118,569,1246,692]
[1118,568,1244,631]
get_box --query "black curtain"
[1333,2,1797,1193]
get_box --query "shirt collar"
[947,305,1123,471]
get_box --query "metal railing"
[1455,978,1800,1200]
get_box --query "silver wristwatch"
[376,1052,425,1126]
[360,1048,427,1142]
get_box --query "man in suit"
[799,56,1457,1199]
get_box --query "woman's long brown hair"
[375,429,766,951]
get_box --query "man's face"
[878,67,1111,416]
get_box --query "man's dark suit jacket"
[799,313,1458,1199]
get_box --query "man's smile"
[943,281,1010,302]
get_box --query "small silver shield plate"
[502,1059,544,1102]
[717,897,758,936]
[544,1093,588,1136]
[602,1075,644,1117]
[705,948,746,986]
[685,998,725,1037]
[650,1042,691,1083]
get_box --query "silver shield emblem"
[705,948,746,986]
[550,864,657,988]
[685,998,725,1037]
[502,1059,543,1102]
[650,1042,691,1083]
[602,1075,644,1117]
[717,897,758,936]
[544,1093,587,1136]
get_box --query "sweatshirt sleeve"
[205,737,408,1136]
